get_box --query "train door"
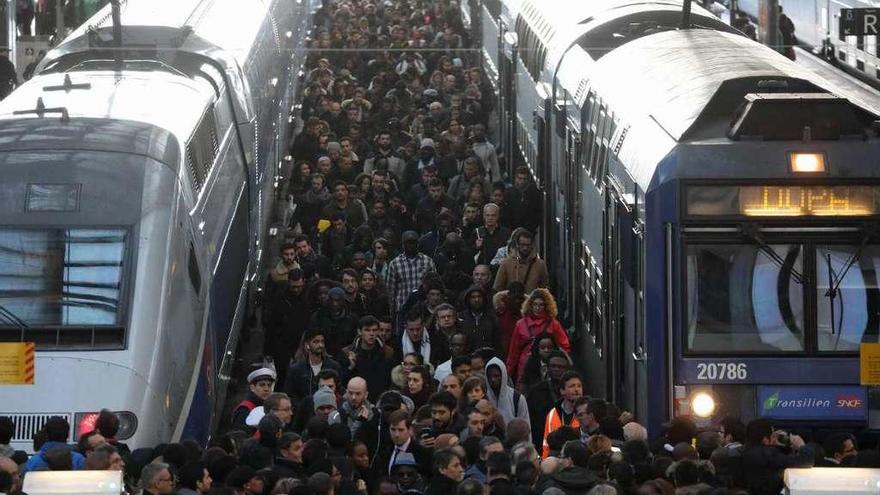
[566,130,581,329]
[615,190,643,418]
[605,187,644,406]
[546,97,572,324]
[501,32,517,176]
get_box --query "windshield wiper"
[739,224,805,284]
[822,224,878,337]
[826,224,878,299]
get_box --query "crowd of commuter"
[0,1,874,495]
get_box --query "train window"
[685,243,805,353]
[0,228,127,327]
[815,245,880,351]
[187,108,220,194]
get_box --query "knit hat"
[328,287,346,299]
[313,386,337,411]
[420,138,435,149]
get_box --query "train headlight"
[789,152,826,173]
[115,411,138,440]
[73,411,138,440]
[691,392,716,418]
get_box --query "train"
[0,0,313,451]
[735,0,880,87]
[474,0,880,435]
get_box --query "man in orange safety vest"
[541,370,584,457]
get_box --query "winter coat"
[23,441,86,473]
[485,357,531,428]
[741,444,814,495]
[493,252,550,294]
[506,315,570,386]
[459,285,499,350]
[343,338,395,401]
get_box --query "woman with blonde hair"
[505,288,571,385]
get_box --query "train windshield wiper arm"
[823,224,878,304]
[738,224,805,284]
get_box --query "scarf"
[401,332,431,364]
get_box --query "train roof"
[0,70,212,155]
[580,29,880,140]
[39,0,276,82]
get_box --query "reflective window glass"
[0,229,126,326]
[686,244,804,353]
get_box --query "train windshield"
[0,228,127,327]
[816,245,880,351]
[686,244,805,352]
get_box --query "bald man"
[341,377,375,436]
[0,457,21,494]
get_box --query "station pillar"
[758,0,780,52]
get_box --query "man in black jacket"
[526,351,570,450]
[372,410,432,481]
[344,316,395,401]
[272,433,305,480]
[264,269,309,390]
[741,418,813,495]
[425,449,463,495]
[285,328,343,404]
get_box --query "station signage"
[840,8,880,36]
[757,386,866,420]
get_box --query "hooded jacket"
[484,357,531,429]
[459,285,498,350]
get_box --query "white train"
[0,0,313,451]
[737,0,880,85]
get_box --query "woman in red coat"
[506,288,571,387]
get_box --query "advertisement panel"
[757,386,866,420]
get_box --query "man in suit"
[373,409,431,480]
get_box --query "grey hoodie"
[485,357,531,430]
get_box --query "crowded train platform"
[4,0,880,494]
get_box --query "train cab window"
[815,245,880,351]
[685,243,805,353]
[0,228,127,327]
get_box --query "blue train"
[473,0,880,434]
[0,0,313,450]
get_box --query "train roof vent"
[728,93,866,141]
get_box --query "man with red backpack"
[231,367,277,432]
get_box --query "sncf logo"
[837,395,863,408]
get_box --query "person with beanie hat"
[314,386,339,421]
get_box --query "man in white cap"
[231,367,276,431]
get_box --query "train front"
[0,72,204,451]
[643,88,880,435]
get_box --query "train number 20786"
[695,362,748,381]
